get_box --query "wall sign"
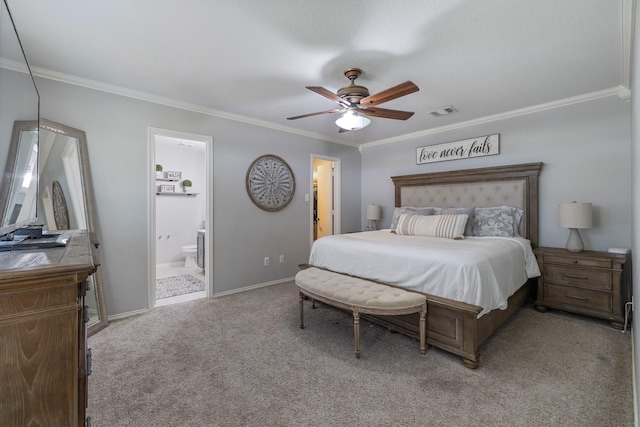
[416,134,500,165]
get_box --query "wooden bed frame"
[361,162,543,368]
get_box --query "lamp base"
[565,228,585,252]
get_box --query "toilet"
[181,244,198,268]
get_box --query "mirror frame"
[39,118,108,335]
[0,120,38,232]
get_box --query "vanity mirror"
[19,118,108,335]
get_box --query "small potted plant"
[155,164,163,179]
[182,179,192,193]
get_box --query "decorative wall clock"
[246,154,296,212]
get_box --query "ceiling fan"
[287,68,419,132]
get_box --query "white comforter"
[308,230,541,317]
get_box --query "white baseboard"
[156,261,183,269]
[106,308,149,323]
[103,277,294,323]
[212,277,294,298]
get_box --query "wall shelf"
[156,177,179,182]
[156,192,199,196]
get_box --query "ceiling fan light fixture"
[335,109,371,131]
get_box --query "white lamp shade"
[366,204,381,221]
[558,202,592,229]
[335,109,371,130]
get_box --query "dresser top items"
[0,230,97,280]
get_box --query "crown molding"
[359,86,630,150]
[0,57,28,73]
[0,59,345,145]
[1,59,630,151]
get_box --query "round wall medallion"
[246,154,296,212]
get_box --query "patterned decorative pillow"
[395,213,468,240]
[389,207,436,230]
[471,206,522,237]
[440,207,475,236]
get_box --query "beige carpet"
[88,281,633,426]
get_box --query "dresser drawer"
[543,265,611,291]
[544,254,611,269]
[544,283,612,313]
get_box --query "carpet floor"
[88,281,633,426]
[156,274,205,299]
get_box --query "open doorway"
[149,128,213,308]
[311,155,341,245]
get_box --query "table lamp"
[366,204,382,230]
[558,201,592,252]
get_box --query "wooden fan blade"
[306,86,350,108]
[287,108,343,120]
[359,81,419,108]
[361,107,415,120]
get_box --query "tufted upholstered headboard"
[391,162,543,247]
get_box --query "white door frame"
[310,154,341,247]
[148,127,213,309]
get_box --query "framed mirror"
[30,118,108,335]
[0,121,38,233]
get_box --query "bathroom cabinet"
[197,229,205,269]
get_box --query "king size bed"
[307,162,543,368]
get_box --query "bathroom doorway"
[149,128,213,308]
[311,155,341,244]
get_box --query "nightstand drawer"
[544,265,611,291]
[534,247,630,328]
[545,283,612,313]
[544,255,611,269]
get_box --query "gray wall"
[361,96,631,252]
[631,2,639,419]
[33,76,361,317]
[10,72,633,319]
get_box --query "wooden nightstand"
[534,247,631,329]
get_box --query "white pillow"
[395,213,468,240]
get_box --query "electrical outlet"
[264,257,270,266]
[279,255,284,263]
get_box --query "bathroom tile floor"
[155,263,206,307]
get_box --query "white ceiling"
[4,0,633,147]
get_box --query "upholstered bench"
[295,266,427,359]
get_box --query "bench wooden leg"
[299,292,305,329]
[419,304,426,355]
[353,308,361,359]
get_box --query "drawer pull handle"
[565,294,588,301]
[564,274,588,280]
[87,348,93,376]
[572,260,578,264]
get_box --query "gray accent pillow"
[472,206,522,237]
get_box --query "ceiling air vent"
[429,106,457,116]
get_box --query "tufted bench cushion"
[295,267,427,358]
[296,267,427,310]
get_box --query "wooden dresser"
[534,247,631,329]
[0,230,97,426]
